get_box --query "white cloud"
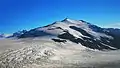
[4,34,12,37]
[103,23,120,28]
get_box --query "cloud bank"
[103,23,120,28]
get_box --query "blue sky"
[0,0,120,34]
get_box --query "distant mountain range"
[0,34,5,38]
[0,33,12,38]
[5,18,120,50]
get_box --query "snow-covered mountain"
[9,18,120,50]
[1,18,120,68]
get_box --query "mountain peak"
[61,18,82,24]
[79,20,87,23]
[61,18,72,22]
[61,18,88,24]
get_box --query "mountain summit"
[9,18,120,50]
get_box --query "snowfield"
[0,38,120,68]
